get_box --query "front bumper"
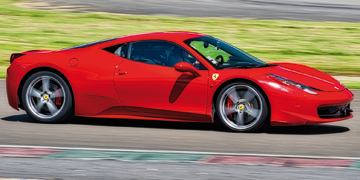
[263,82,354,126]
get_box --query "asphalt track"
[1,158,359,180]
[0,79,359,158]
[23,0,360,22]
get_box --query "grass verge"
[342,81,360,90]
[0,66,6,79]
[0,0,359,88]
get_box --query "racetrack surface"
[1,79,359,158]
[18,0,360,22]
[1,157,359,179]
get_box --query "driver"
[165,48,193,67]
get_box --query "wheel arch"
[17,67,74,111]
[212,78,271,123]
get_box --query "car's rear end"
[7,52,30,110]
[7,50,52,110]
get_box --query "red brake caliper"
[55,89,62,107]
[226,96,234,120]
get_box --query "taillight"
[10,53,25,64]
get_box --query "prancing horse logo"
[212,73,219,81]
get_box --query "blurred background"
[0,0,359,179]
[1,0,360,87]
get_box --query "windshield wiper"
[254,64,276,68]
[236,65,255,69]
[223,65,254,69]
[224,63,276,69]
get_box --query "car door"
[113,40,209,121]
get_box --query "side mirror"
[204,42,209,48]
[174,62,200,77]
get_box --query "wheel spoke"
[226,107,238,115]
[227,87,240,103]
[243,89,256,102]
[42,76,50,92]
[49,84,59,93]
[246,106,260,118]
[234,112,244,125]
[36,101,46,112]
[30,88,42,98]
[47,100,59,115]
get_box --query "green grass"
[1,0,360,88]
[0,66,6,78]
[342,81,360,89]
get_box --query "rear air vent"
[10,53,25,64]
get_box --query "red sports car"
[6,32,354,132]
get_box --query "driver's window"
[189,41,230,65]
[128,40,206,70]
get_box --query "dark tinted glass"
[128,40,206,70]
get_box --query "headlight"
[268,74,319,95]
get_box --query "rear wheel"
[22,71,73,123]
[216,82,268,132]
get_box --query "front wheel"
[216,82,268,132]
[22,71,73,123]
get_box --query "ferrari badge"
[212,73,219,81]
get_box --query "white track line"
[1,145,359,160]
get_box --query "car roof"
[104,31,205,46]
[122,31,205,40]
[61,31,205,51]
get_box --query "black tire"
[215,82,268,132]
[21,71,73,123]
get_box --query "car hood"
[268,63,344,92]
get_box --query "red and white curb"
[0,145,359,169]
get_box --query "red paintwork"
[6,32,354,126]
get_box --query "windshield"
[184,36,266,69]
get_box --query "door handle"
[117,71,127,75]
[116,69,127,75]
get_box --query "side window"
[103,43,129,58]
[128,40,206,70]
[114,43,129,58]
[129,41,163,65]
